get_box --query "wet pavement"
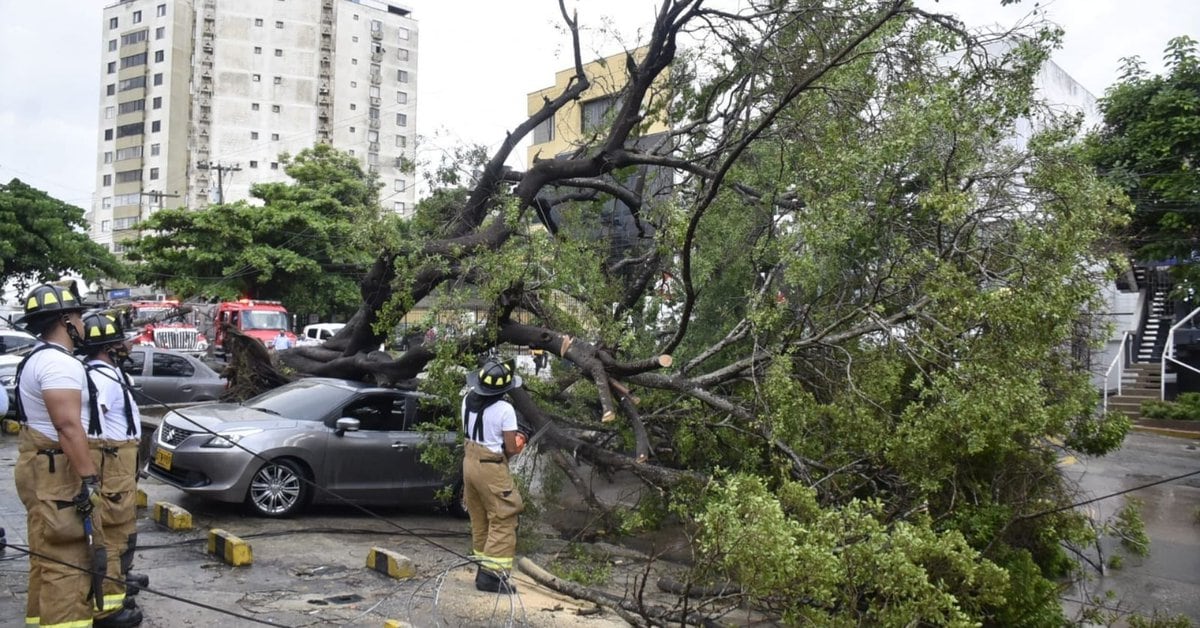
[1064,431,1200,623]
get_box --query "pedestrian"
[11,284,110,627]
[461,354,527,593]
[531,348,548,375]
[81,313,147,626]
[272,330,292,352]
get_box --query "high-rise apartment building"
[92,0,418,254]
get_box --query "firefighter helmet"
[466,355,523,396]
[14,283,88,326]
[79,313,133,352]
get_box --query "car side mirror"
[335,417,360,436]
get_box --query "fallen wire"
[1017,465,1200,521]
[406,558,529,628]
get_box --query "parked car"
[0,329,38,356]
[123,346,226,405]
[296,322,345,347]
[0,354,20,417]
[145,377,461,517]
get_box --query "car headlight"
[201,428,262,448]
[196,340,209,350]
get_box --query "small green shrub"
[1141,393,1200,421]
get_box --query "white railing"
[1102,332,1134,415]
[1161,306,1200,400]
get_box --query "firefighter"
[461,354,527,593]
[12,283,105,627]
[80,313,146,626]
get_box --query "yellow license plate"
[154,448,173,471]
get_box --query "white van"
[298,323,345,347]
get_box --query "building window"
[249,160,258,168]
[103,174,112,186]
[350,81,357,88]
[368,107,379,120]
[252,73,261,82]
[152,96,162,109]
[397,48,409,62]
[120,52,148,69]
[151,120,161,132]
[120,30,148,46]
[395,113,407,127]
[271,104,280,113]
[533,116,554,144]
[107,61,116,74]
[367,153,378,165]
[117,99,145,115]
[273,76,282,84]
[155,26,165,39]
[114,193,140,206]
[149,167,159,180]
[104,106,115,119]
[397,69,408,83]
[113,217,140,230]
[397,27,409,40]
[115,122,143,138]
[101,219,111,232]
[349,126,355,133]
[102,197,112,209]
[104,129,113,140]
[370,19,382,32]
[251,131,259,140]
[270,162,279,170]
[394,179,405,192]
[395,135,406,148]
[108,39,117,52]
[254,18,263,26]
[274,20,283,28]
[106,83,115,96]
[274,49,282,57]
[352,13,359,20]
[252,103,260,111]
[109,17,118,29]
[394,201,405,212]
[396,91,407,104]
[103,152,113,164]
[153,73,163,86]
[270,133,279,140]
[116,170,143,184]
[582,95,620,133]
[150,143,160,156]
[367,131,378,142]
[369,85,380,98]
[115,146,142,161]
[254,46,262,54]
[132,10,142,23]
[156,4,166,17]
[118,76,145,91]
[154,50,164,62]
[351,58,358,65]
[352,36,359,43]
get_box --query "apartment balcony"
[368,119,380,129]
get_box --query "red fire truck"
[126,300,209,356]
[213,299,296,355]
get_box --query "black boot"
[95,606,143,627]
[475,567,517,594]
[125,572,149,597]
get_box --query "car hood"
[163,403,298,432]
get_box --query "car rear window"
[246,381,347,422]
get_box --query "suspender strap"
[86,362,137,436]
[13,343,78,425]
[462,392,500,443]
[83,366,102,436]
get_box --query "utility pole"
[196,161,242,204]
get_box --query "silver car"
[145,378,461,517]
[123,346,225,404]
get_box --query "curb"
[366,547,415,579]
[152,502,193,530]
[207,528,253,566]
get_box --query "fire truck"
[213,299,296,355]
[126,300,209,356]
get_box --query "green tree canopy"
[125,144,387,318]
[0,178,127,299]
[1087,35,1200,282]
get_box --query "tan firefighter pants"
[90,439,140,617]
[462,441,524,572]
[14,427,102,627]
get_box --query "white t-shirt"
[18,342,90,441]
[462,396,518,454]
[86,359,142,440]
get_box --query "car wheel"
[449,480,469,519]
[246,458,310,517]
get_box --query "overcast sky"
[0,0,1195,209]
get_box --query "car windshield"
[242,310,289,331]
[245,381,346,421]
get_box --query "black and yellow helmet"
[79,313,133,351]
[14,284,87,325]
[466,355,523,396]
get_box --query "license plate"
[154,448,173,471]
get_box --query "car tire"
[449,480,469,519]
[246,458,310,518]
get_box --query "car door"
[396,396,457,502]
[146,351,197,402]
[321,392,414,503]
[123,350,148,404]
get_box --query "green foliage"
[1086,36,1200,284]
[1141,393,1200,420]
[549,543,612,586]
[0,179,127,296]
[1113,497,1150,556]
[124,144,382,318]
[1128,610,1194,628]
[1067,411,1133,454]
